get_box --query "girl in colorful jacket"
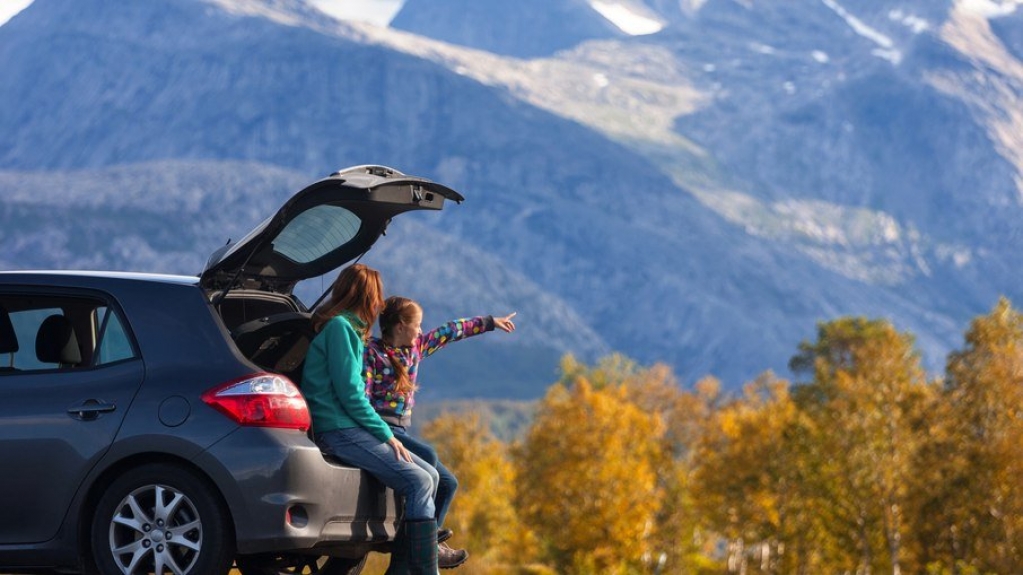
[365,296,516,569]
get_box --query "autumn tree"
[646,375,725,574]
[788,317,931,575]
[557,354,720,459]
[693,373,814,574]
[920,297,1023,573]
[513,373,666,574]
[557,354,721,572]
[421,412,537,572]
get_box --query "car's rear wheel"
[235,553,367,575]
[90,463,235,575]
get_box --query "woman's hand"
[387,436,414,463]
[494,312,517,333]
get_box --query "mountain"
[1,0,1021,395]
[391,0,626,58]
[375,0,1023,374]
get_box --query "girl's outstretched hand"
[494,312,517,333]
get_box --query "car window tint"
[273,204,362,264]
[0,294,137,373]
[94,306,134,365]
[7,308,61,371]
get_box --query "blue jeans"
[315,427,439,521]
[392,426,459,528]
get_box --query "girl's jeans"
[315,427,439,521]
[391,425,458,528]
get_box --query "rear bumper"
[195,427,401,556]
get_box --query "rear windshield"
[273,204,362,264]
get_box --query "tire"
[235,553,368,575]
[90,462,235,575]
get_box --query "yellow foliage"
[422,412,538,569]
[514,377,666,574]
[693,373,794,542]
[928,297,1023,572]
[409,301,1023,575]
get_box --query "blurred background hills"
[1,0,1021,398]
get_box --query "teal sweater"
[302,313,393,443]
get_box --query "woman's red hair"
[311,263,384,339]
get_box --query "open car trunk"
[231,310,315,386]
[203,165,464,386]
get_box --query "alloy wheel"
[107,483,203,574]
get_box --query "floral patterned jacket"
[364,315,495,427]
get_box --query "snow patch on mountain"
[0,0,33,26]
[960,0,1022,18]
[307,0,402,26]
[889,10,930,34]
[589,1,664,35]
[821,0,902,63]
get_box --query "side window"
[0,293,137,373]
[6,308,62,371]
[94,306,134,365]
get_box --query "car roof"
[0,270,199,286]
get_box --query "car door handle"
[67,399,117,421]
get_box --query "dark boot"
[384,521,410,575]
[405,518,440,575]
[437,528,453,543]
[438,541,469,569]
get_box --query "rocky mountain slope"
[391,0,626,58]
[0,0,1020,395]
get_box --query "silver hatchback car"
[0,166,463,575]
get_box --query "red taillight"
[202,373,311,431]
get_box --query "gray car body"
[0,272,396,572]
